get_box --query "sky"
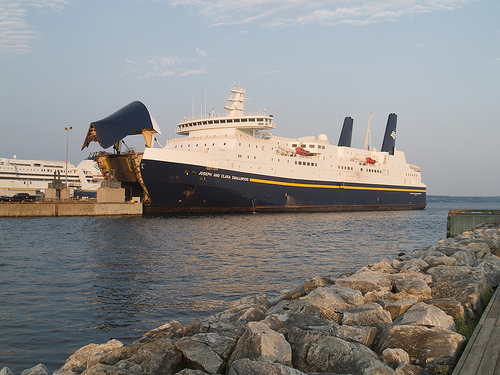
[0,0,499,196]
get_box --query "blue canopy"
[81,101,161,150]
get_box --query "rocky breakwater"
[3,221,500,375]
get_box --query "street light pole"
[64,126,72,188]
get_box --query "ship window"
[292,144,297,147]
[262,146,264,151]
[310,145,315,148]
[299,161,302,165]
[184,170,189,175]
[235,119,240,122]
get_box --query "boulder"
[275,276,335,302]
[262,312,338,338]
[128,338,182,375]
[228,358,306,375]
[62,340,124,372]
[226,321,292,370]
[0,368,14,375]
[377,325,465,368]
[370,260,398,273]
[427,265,491,316]
[364,290,392,304]
[451,250,475,266]
[298,285,364,322]
[381,298,417,320]
[175,333,236,374]
[400,258,428,272]
[174,369,209,375]
[392,277,431,301]
[335,271,393,294]
[341,303,393,326]
[20,364,50,375]
[382,348,410,368]
[473,253,500,287]
[334,324,378,347]
[425,255,457,267]
[394,363,423,375]
[137,320,185,343]
[288,327,396,374]
[393,302,455,331]
[425,298,465,320]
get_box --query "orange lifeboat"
[366,157,376,165]
[296,147,311,156]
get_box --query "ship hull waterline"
[141,159,426,214]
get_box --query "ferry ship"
[139,85,426,213]
[0,153,103,197]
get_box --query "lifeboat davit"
[296,147,311,156]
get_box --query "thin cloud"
[168,0,477,27]
[125,51,207,79]
[0,0,68,56]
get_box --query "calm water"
[1,201,499,373]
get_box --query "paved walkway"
[452,286,500,375]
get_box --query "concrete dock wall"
[0,202,142,217]
[447,209,500,237]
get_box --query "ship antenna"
[364,112,372,151]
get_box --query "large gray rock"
[394,363,423,375]
[334,324,378,348]
[425,298,465,320]
[137,320,185,343]
[0,368,14,375]
[128,338,182,375]
[20,364,49,375]
[393,302,455,331]
[175,333,236,374]
[298,285,364,322]
[335,271,393,294]
[62,340,124,372]
[400,258,429,272]
[427,265,491,316]
[341,303,393,326]
[473,253,500,287]
[228,358,306,375]
[392,277,431,301]
[262,312,338,337]
[382,348,410,368]
[288,327,396,374]
[275,276,335,302]
[381,298,417,320]
[174,369,208,375]
[377,325,465,368]
[226,321,292,370]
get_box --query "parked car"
[5,193,37,202]
[0,195,12,202]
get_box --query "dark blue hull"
[141,160,426,213]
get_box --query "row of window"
[179,117,269,129]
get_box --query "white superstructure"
[0,154,103,196]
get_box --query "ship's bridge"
[176,114,276,135]
[176,85,276,135]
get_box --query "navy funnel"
[381,113,397,155]
[337,117,354,147]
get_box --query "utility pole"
[65,126,72,188]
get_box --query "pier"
[447,209,500,237]
[0,201,142,217]
[452,285,500,375]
